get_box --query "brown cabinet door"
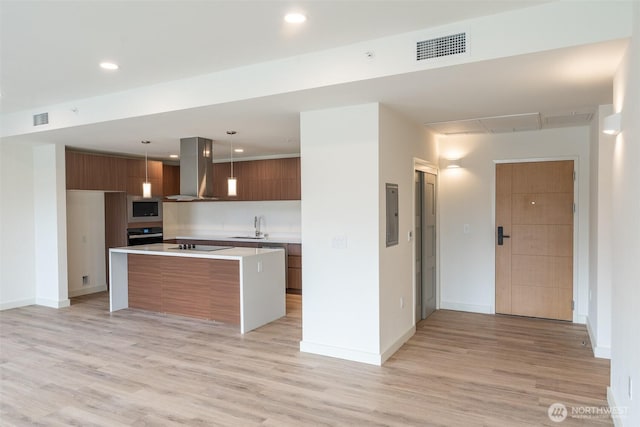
[65,150,127,191]
[162,164,180,197]
[127,158,163,196]
[209,158,300,200]
[495,161,574,321]
[287,244,302,291]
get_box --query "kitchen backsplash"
[163,200,301,239]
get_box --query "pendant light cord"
[227,131,236,178]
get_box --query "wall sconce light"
[439,157,462,169]
[602,112,621,136]
[227,131,237,197]
[141,140,152,198]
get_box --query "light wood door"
[495,161,574,321]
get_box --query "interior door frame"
[492,156,581,323]
[413,158,439,325]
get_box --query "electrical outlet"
[463,224,470,234]
[332,235,348,249]
[400,297,405,308]
[257,261,263,273]
[629,376,633,400]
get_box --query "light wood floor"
[0,293,610,426]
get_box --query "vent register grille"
[417,32,466,61]
[33,112,49,126]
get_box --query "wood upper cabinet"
[163,164,180,197]
[211,157,300,201]
[66,149,298,201]
[127,158,163,197]
[66,149,166,196]
[65,150,127,191]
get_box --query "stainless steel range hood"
[167,137,215,200]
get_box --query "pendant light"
[141,140,152,198]
[227,131,237,197]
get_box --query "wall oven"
[127,227,163,246]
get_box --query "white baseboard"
[576,314,587,324]
[440,301,493,314]
[300,325,416,366]
[300,340,383,366]
[380,325,416,364]
[36,297,70,308]
[608,387,624,427]
[69,284,107,298]
[586,317,611,359]
[0,298,36,311]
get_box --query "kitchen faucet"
[254,215,263,237]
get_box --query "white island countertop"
[109,243,286,333]
[110,243,285,259]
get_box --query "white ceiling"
[0,0,627,160]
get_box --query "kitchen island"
[109,243,285,333]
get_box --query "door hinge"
[573,203,576,213]
[573,171,576,181]
[572,300,575,310]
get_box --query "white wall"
[609,3,640,424]
[0,141,37,309]
[378,105,438,358]
[300,103,381,364]
[163,200,301,240]
[0,142,70,310]
[66,191,107,297]
[588,104,614,359]
[438,127,591,320]
[33,143,69,308]
[300,102,437,365]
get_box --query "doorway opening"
[415,169,437,322]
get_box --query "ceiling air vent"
[417,32,466,61]
[33,112,49,126]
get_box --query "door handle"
[497,226,510,246]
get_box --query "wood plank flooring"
[0,293,610,426]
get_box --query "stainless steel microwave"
[127,196,163,223]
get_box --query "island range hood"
[167,137,215,200]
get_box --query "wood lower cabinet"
[287,244,302,293]
[128,254,163,312]
[127,254,240,324]
[175,240,302,293]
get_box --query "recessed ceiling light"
[284,12,306,24]
[99,62,119,70]
[234,148,244,153]
[169,154,179,158]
